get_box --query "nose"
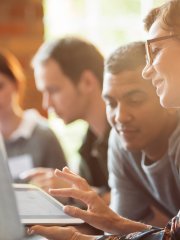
[142,63,153,80]
[42,92,52,110]
[114,103,132,124]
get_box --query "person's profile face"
[34,59,87,124]
[0,73,18,113]
[142,19,180,108]
[102,68,171,151]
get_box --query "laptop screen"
[0,134,25,240]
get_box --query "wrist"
[95,236,121,240]
[113,216,149,235]
[77,234,97,240]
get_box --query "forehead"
[148,18,169,39]
[103,69,152,97]
[35,59,64,80]
[34,59,69,90]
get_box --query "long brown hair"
[144,0,180,33]
[0,49,25,108]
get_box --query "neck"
[0,107,23,139]
[85,95,108,138]
[144,113,178,161]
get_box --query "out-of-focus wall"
[0,0,44,112]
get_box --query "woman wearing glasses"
[28,1,180,239]
[142,0,180,109]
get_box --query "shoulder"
[169,112,180,165]
[33,124,58,142]
[108,128,127,167]
[108,128,124,150]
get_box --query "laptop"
[13,183,84,226]
[0,134,82,240]
[0,134,26,240]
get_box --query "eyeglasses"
[145,34,180,65]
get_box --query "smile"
[152,78,163,87]
[152,79,165,96]
[116,127,139,139]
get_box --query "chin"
[122,143,140,152]
[63,119,71,125]
[63,118,76,125]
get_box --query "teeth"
[153,79,163,87]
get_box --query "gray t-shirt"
[108,120,180,222]
[5,123,67,182]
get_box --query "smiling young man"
[103,41,180,226]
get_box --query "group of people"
[0,48,68,190]
[1,0,180,239]
[27,0,180,239]
[0,43,110,199]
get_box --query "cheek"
[168,63,180,87]
[106,109,115,127]
[0,89,13,101]
[153,54,168,74]
[57,94,76,111]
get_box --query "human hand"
[170,214,180,238]
[28,225,96,240]
[19,167,70,192]
[49,167,121,234]
[92,187,110,205]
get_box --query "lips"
[152,78,165,96]
[152,78,164,88]
[116,127,139,139]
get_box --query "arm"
[29,167,151,240]
[42,127,67,169]
[108,129,153,222]
[19,127,68,191]
[28,225,97,240]
[49,167,151,234]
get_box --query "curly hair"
[144,0,180,33]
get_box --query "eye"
[151,46,161,58]
[48,87,59,95]
[126,93,146,105]
[131,96,143,103]
[105,100,117,108]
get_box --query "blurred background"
[0,0,165,170]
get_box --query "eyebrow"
[147,34,180,44]
[102,89,145,101]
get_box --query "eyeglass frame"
[145,34,180,65]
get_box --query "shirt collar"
[9,109,46,141]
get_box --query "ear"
[78,70,99,93]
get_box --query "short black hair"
[105,41,146,75]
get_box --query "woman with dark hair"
[0,49,67,188]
